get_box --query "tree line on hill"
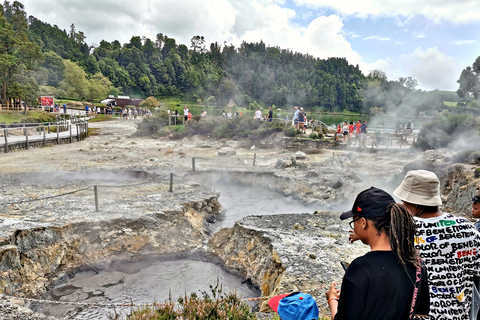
[0,0,476,117]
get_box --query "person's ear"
[362,218,367,229]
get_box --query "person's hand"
[348,230,360,243]
[325,281,340,300]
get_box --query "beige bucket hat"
[393,170,442,206]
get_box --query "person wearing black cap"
[325,187,429,320]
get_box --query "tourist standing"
[360,120,368,147]
[267,106,273,122]
[355,120,362,146]
[326,187,429,319]
[342,121,348,142]
[336,124,341,142]
[254,108,262,120]
[293,106,299,128]
[393,170,480,320]
[298,108,305,133]
[348,122,355,144]
[184,106,189,122]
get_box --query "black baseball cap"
[340,187,395,220]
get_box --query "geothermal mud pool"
[33,173,314,319]
[188,172,317,231]
[36,256,260,320]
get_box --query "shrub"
[452,150,480,164]
[284,126,296,137]
[309,131,320,139]
[415,114,480,150]
[118,283,256,320]
[183,118,219,136]
[134,112,169,136]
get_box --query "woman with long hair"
[325,187,429,320]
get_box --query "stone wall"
[282,137,337,152]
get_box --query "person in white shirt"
[254,108,262,120]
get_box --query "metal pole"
[4,129,8,153]
[94,186,99,212]
[24,127,29,150]
[169,173,173,192]
[43,126,46,146]
[253,153,256,166]
[192,157,196,172]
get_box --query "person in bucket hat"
[326,187,429,320]
[393,170,480,320]
[268,292,319,320]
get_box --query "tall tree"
[0,12,42,106]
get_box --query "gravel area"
[0,296,55,320]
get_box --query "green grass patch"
[0,111,57,124]
[88,115,116,123]
[443,101,458,107]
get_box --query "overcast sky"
[20,0,480,91]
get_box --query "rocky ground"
[0,118,479,319]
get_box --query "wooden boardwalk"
[0,122,88,153]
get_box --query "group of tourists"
[119,107,150,119]
[270,169,480,320]
[223,110,241,120]
[292,106,307,133]
[335,120,369,146]
[254,107,273,122]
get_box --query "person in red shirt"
[336,124,342,142]
[354,120,362,146]
[348,121,355,145]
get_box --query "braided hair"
[370,203,419,267]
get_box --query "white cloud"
[364,36,390,41]
[362,47,458,91]
[294,0,480,23]
[416,35,426,38]
[455,40,478,45]
[400,47,458,91]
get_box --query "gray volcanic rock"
[208,212,368,314]
[218,146,237,156]
[275,154,296,168]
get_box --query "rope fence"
[0,284,335,310]
[0,180,156,209]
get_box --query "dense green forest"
[0,0,477,116]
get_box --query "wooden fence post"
[4,129,8,153]
[24,127,29,150]
[43,126,46,146]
